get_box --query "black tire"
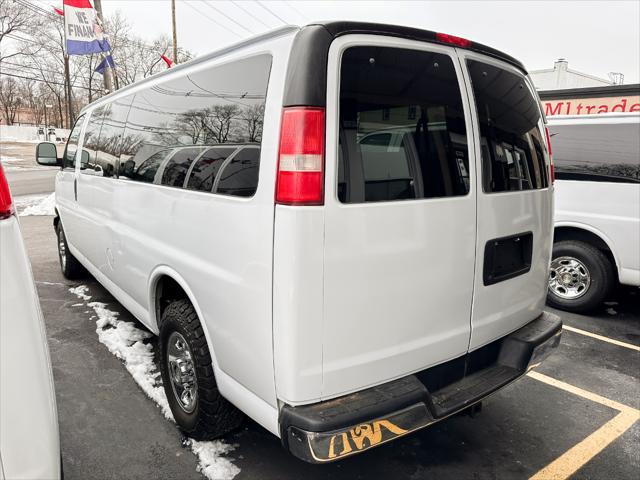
[547,240,615,313]
[159,299,243,439]
[56,222,85,279]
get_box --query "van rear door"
[460,53,553,350]
[321,37,477,399]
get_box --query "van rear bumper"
[279,311,561,463]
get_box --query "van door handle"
[74,177,77,201]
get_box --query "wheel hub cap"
[166,332,198,413]
[549,256,591,300]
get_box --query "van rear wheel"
[159,299,243,439]
[56,222,84,279]
[547,240,614,313]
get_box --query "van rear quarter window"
[118,54,271,197]
[466,60,548,193]
[338,46,470,204]
[549,122,640,183]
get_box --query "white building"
[530,59,614,91]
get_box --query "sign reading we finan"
[543,96,640,116]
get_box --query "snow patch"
[0,155,21,163]
[18,193,56,216]
[606,308,617,315]
[69,285,91,301]
[69,285,240,480]
[189,439,241,480]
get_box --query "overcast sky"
[101,0,640,84]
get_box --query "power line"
[196,0,256,35]
[183,1,243,38]
[13,0,59,19]
[2,60,97,84]
[230,0,273,30]
[0,70,93,91]
[256,1,288,25]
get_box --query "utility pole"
[64,54,74,128]
[171,0,178,64]
[92,0,114,92]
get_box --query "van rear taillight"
[276,107,325,205]
[0,163,14,220]
[545,126,555,184]
[436,32,472,48]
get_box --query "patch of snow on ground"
[0,155,21,163]
[69,285,91,301]
[189,439,241,480]
[69,285,240,480]
[19,192,56,216]
[606,308,617,315]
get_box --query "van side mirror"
[36,142,61,166]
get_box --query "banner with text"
[543,96,640,116]
[63,0,110,55]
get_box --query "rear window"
[467,60,548,192]
[338,46,470,204]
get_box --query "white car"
[36,22,561,463]
[548,112,640,312]
[0,164,61,479]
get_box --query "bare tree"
[0,0,43,63]
[0,76,20,124]
[240,104,265,142]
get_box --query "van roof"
[82,21,526,114]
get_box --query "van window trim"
[457,49,552,196]
[325,34,478,207]
[62,113,86,171]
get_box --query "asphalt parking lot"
[14,212,637,480]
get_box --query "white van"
[1,164,61,479]
[547,112,640,312]
[36,22,561,463]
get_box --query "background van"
[547,112,640,312]
[36,22,561,463]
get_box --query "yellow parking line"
[527,371,639,480]
[562,325,640,352]
[529,410,639,480]
[527,371,636,412]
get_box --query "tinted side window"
[94,97,133,178]
[339,47,470,204]
[550,122,640,183]
[186,146,236,192]
[80,107,105,172]
[119,54,271,194]
[160,146,206,187]
[215,147,260,197]
[467,60,548,192]
[63,114,85,169]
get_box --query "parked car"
[36,22,561,463]
[0,163,61,479]
[547,112,640,312]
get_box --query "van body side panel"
[555,181,640,286]
[320,36,477,399]
[273,207,325,404]
[63,36,294,412]
[460,52,554,350]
